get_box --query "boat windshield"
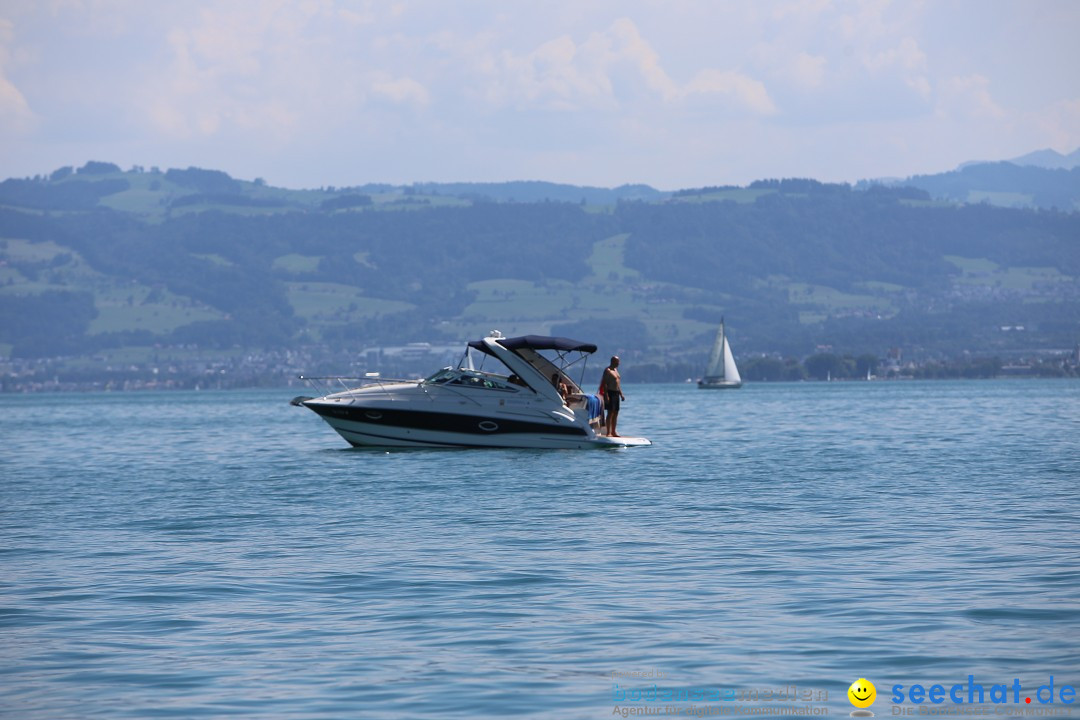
[423,368,458,384]
[422,367,522,391]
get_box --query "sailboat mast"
[718,319,726,380]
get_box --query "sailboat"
[698,319,742,389]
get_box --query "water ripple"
[1,381,1078,718]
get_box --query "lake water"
[2,380,1078,719]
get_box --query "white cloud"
[864,35,924,74]
[864,36,929,98]
[499,34,613,110]
[371,74,430,107]
[829,1,933,102]
[599,17,679,102]
[937,74,1005,121]
[483,17,773,116]
[788,52,827,91]
[140,3,382,140]
[770,0,835,23]
[337,5,377,27]
[682,69,777,115]
[0,16,34,132]
[0,72,34,130]
[1026,97,1080,152]
[836,0,895,44]
[485,20,668,111]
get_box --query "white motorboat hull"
[303,397,649,449]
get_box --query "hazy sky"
[1,0,1078,190]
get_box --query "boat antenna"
[456,344,475,370]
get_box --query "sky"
[1,0,1078,191]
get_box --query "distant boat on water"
[698,319,742,389]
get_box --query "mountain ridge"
[956,147,1080,171]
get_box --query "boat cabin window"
[424,368,458,384]
[423,367,521,391]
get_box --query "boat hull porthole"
[365,411,383,420]
[478,421,499,432]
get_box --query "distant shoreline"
[4,373,1078,394]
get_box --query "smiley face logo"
[848,678,876,708]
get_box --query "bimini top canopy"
[467,334,598,357]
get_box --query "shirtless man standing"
[601,356,625,437]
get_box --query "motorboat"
[293,331,651,449]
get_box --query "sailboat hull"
[697,379,742,389]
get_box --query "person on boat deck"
[601,356,625,437]
[551,372,570,401]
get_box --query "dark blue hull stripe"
[305,403,587,437]
[334,425,587,449]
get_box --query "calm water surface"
[2,381,1078,719]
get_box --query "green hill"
[2,163,1078,374]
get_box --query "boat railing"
[299,375,419,401]
[298,374,487,407]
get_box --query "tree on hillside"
[804,353,853,380]
[77,161,122,175]
[164,167,241,194]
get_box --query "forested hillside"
[1,164,1078,377]
[857,156,1080,211]
[901,163,1080,210]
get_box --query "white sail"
[704,323,726,378]
[722,333,741,384]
